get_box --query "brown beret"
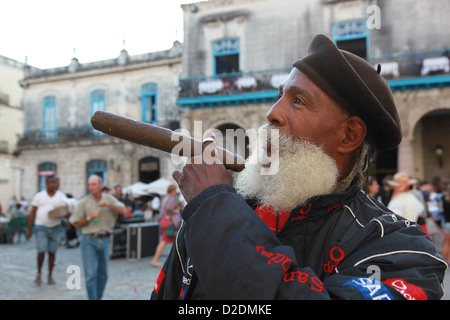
[293,34,401,151]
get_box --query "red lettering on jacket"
[323,246,345,274]
[255,245,292,272]
[291,203,312,222]
[300,203,312,215]
[283,271,324,292]
[310,276,324,292]
[256,245,324,293]
[327,204,339,213]
[383,278,428,300]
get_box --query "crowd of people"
[364,173,450,260]
[0,176,183,300]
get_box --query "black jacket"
[151,183,447,300]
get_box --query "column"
[397,138,415,176]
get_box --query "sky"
[0,0,197,69]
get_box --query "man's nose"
[266,100,286,127]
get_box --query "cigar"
[90,111,245,172]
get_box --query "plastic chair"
[3,216,28,243]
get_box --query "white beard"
[234,124,339,212]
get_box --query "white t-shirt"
[31,190,69,228]
[388,192,425,222]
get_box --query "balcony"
[178,49,450,110]
[17,119,180,147]
[369,48,450,91]
[17,126,103,146]
[177,68,291,109]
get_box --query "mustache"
[258,123,309,145]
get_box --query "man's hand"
[172,132,233,202]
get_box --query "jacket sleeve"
[181,184,331,299]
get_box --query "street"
[0,236,167,300]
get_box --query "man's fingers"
[172,169,183,184]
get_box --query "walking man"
[73,175,126,300]
[27,176,69,285]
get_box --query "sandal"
[34,274,42,285]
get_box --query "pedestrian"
[441,187,450,263]
[151,185,181,268]
[378,175,394,206]
[65,193,80,248]
[11,203,26,217]
[152,34,446,300]
[387,172,425,223]
[113,184,125,202]
[363,176,382,203]
[72,174,126,300]
[26,176,69,285]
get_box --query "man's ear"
[338,116,367,154]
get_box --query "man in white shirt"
[388,172,425,223]
[26,176,69,285]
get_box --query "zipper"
[276,210,279,235]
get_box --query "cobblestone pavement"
[0,235,169,300]
[1,235,450,300]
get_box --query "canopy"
[145,178,178,195]
[123,182,150,197]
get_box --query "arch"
[214,122,250,159]
[408,104,450,140]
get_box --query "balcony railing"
[369,48,450,79]
[178,48,450,107]
[17,126,104,146]
[179,68,291,98]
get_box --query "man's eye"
[294,97,304,105]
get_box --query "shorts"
[34,225,63,253]
[443,222,450,234]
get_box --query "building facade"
[0,55,25,210]
[17,43,182,199]
[178,0,450,184]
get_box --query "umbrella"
[145,178,178,195]
[123,182,150,197]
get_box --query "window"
[141,83,158,123]
[86,159,107,190]
[43,96,57,139]
[212,38,240,75]
[91,89,105,115]
[90,89,106,135]
[332,21,368,59]
[37,162,57,191]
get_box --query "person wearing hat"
[387,172,425,223]
[151,34,446,300]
